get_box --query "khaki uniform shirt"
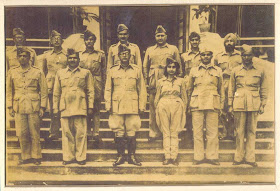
[104,64,147,114]
[6,66,48,114]
[107,42,142,71]
[6,46,37,72]
[181,49,201,76]
[41,49,68,94]
[214,49,242,79]
[188,63,224,111]
[79,49,106,99]
[53,66,95,117]
[228,60,268,112]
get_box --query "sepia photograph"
[4,3,276,187]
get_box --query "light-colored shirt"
[181,49,201,76]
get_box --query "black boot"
[113,137,126,167]
[127,136,142,166]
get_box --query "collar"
[117,41,130,47]
[221,49,240,56]
[118,64,134,70]
[18,65,32,74]
[51,48,65,55]
[67,66,81,73]
[198,62,216,70]
[82,48,96,54]
[241,62,257,70]
[154,43,169,50]
[186,48,200,56]
[161,76,177,82]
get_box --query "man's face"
[224,37,235,49]
[119,51,131,64]
[14,34,25,47]
[155,33,167,46]
[17,52,30,66]
[67,54,80,69]
[190,37,200,49]
[241,52,254,65]
[51,36,63,47]
[200,51,213,65]
[166,63,177,76]
[117,30,129,43]
[84,36,95,49]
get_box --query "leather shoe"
[162,159,172,165]
[245,161,258,167]
[62,160,75,165]
[207,159,220,165]
[18,158,33,165]
[34,159,41,165]
[192,159,204,165]
[77,160,86,165]
[44,135,59,142]
[232,160,243,165]
[171,158,179,166]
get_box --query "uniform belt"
[161,94,181,99]
[236,86,259,91]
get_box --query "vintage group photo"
[5,4,275,185]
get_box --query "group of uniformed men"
[6,23,267,167]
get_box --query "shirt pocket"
[236,74,245,85]
[76,76,86,89]
[248,73,262,86]
[252,91,261,110]
[190,93,199,109]
[27,76,39,88]
[208,70,219,85]
[13,97,20,113]
[213,93,221,109]
[31,97,40,112]
[60,76,69,88]
[233,92,245,110]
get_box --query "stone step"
[6,172,275,185]
[7,148,274,162]
[7,161,274,176]
[6,136,275,150]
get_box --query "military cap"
[83,30,96,41]
[17,47,31,57]
[13,28,24,36]
[50,30,61,38]
[155,25,166,34]
[200,45,213,54]
[224,33,237,44]
[117,24,129,33]
[166,57,178,65]
[118,44,131,54]
[241,44,253,54]
[67,48,80,58]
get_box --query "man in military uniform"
[53,49,94,165]
[143,25,182,141]
[105,44,147,167]
[107,24,142,70]
[6,28,37,71]
[188,46,224,166]
[181,32,201,140]
[214,33,242,140]
[7,47,48,165]
[80,30,106,143]
[41,30,68,141]
[229,44,268,167]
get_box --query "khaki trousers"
[48,94,61,137]
[15,112,42,160]
[108,114,141,137]
[192,110,219,161]
[87,99,101,137]
[234,111,258,162]
[61,116,87,162]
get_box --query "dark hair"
[83,30,96,41]
[17,47,31,58]
[67,48,80,59]
[164,59,180,77]
[189,32,200,41]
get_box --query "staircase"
[6,103,275,185]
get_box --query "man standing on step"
[229,44,268,167]
[42,30,68,142]
[188,46,224,166]
[105,44,147,167]
[181,32,201,140]
[214,33,242,140]
[7,47,48,165]
[80,30,106,144]
[143,25,182,142]
[107,24,142,70]
[6,28,37,71]
[53,49,94,165]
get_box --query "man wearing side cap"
[7,47,48,165]
[188,46,224,166]
[41,30,68,142]
[105,44,147,167]
[107,24,142,70]
[53,49,94,165]
[143,25,182,141]
[6,28,37,71]
[214,33,242,141]
[229,44,268,167]
[80,30,106,144]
